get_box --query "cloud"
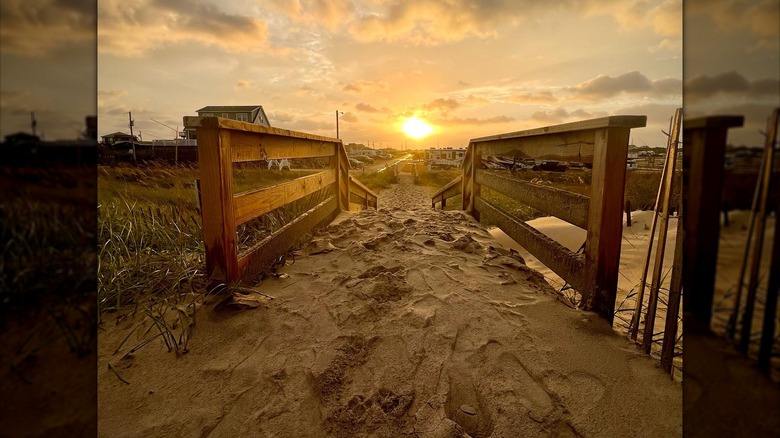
[570,71,681,99]
[530,108,604,124]
[235,80,255,90]
[685,71,778,100]
[573,71,653,98]
[342,0,679,45]
[355,102,389,113]
[584,0,681,37]
[342,80,389,92]
[0,0,96,56]
[0,90,31,108]
[688,0,779,37]
[268,0,357,32]
[508,91,558,104]
[340,112,358,123]
[432,115,515,126]
[98,0,284,57]
[97,89,128,99]
[423,98,459,112]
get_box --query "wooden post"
[335,143,350,211]
[581,127,630,324]
[625,200,632,227]
[196,121,238,282]
[683,116,743,331]
[722,201,730,227]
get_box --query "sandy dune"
[98,173,681,437]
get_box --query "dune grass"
[98,163,323,357]
[0,166,97,359]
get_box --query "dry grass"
[98,163,332,357]
[0,166,97,360]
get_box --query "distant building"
[4,132,40,145]
[425,147,466,168]
[183,105,270,140]
[101,131,138,146]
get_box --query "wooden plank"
[476,170,589,229]
[476,197,586,291]
[432,174,462,204]
[350,191,368,205]
[471,148,482,220]
[461,146,474,210]
[683,116,744,330]
[338,145,350,210]
[581,127,631,323]
[184,116,339,143]
[472,115,648,141]
[471,116,646,162]
[758,187,780,371]
[476,130,597,162]
[661,211,684,375]
[228,130,337,162]
[630,142,677,339]
[233,170,336,226]
[236,196,339,281]
[196,126,239,281]
[642,107,682,354]
[349,175,379,201]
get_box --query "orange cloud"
[98,0,286,57]
[0,0,95,56]
[342,80,389,93]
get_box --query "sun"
[402,116,433,139]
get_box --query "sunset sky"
[94,0,684,149]
[1,0,776,148]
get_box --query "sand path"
[98,172,681,437]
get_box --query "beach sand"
[98,173,681,437]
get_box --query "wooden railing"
[184,116,378,283]
[684,109,779,374]
[433,116,647,323]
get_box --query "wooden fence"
[185,116,378,283]
[432,116,647,323]
[684,109,779,374]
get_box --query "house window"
[237,113,248,122]
[222,113,229,118]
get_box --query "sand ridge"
[98,173,681,437]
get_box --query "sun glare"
[402,116,433,139]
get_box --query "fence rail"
[185,116,378,283]
[433,115,647,323]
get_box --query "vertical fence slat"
[197,125,239,281]
[661,207,684,375]
[582,127,630,324]
[758,198,780,370]
[682,116,744,331]
[642,108,682,354]
[739,108,778,353]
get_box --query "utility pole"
[30,112,37,137]
[129,111,137,162]
[336,110,343,139]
